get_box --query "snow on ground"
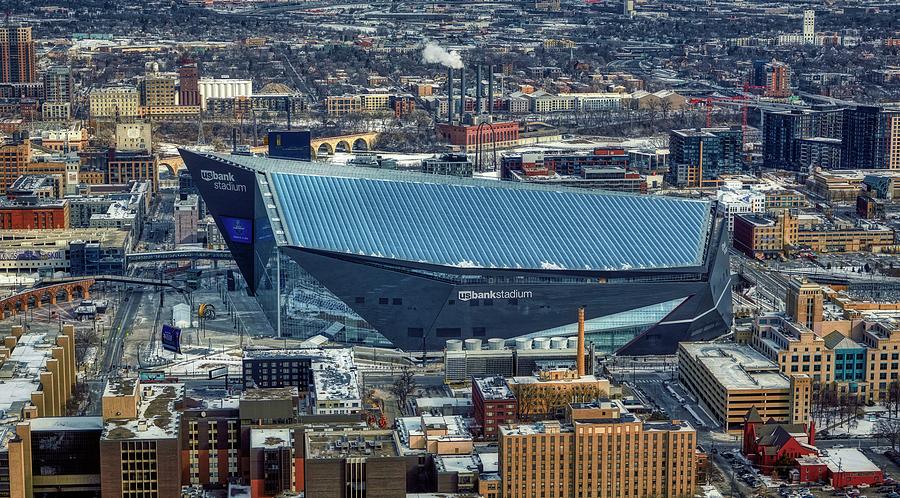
[826,405,888,437]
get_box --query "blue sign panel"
[161,324,182,354]
[221,216,252,244]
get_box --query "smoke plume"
[421,42,463,69]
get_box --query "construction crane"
[687,95,750,129]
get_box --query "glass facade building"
[181,150,733,354]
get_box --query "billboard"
[208,366,228,379]
[161,324,182,354]
[220,216,252,244]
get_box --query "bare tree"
[389,367,417,414]
[75,329,99,364]
[877,417,900,450]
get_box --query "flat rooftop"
[474,377,514,400]
[305,431,398,459]
[679,342,789,391]
[103,382,184,441]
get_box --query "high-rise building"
[751,59,768,87]
[766,61,792,98]
[499,402,700,498]
[876,107,900,170]
[668,126,743,185]
[178,59,200,107]
[42,66,73,103]
[762,107,844,171]
[803,10,816,44]
[0,26,36,84]
[842,105,881,169]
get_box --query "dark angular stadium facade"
[180,149,732,355]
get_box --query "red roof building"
[742,408,817,475]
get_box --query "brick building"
[0,197,69,229]
[436,121,520,153]
[472,377,517,439]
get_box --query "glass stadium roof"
[220,154,713,271]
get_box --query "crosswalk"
[631,378,665,384]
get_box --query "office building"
[786,278,824,330]
[0,228,129,276]
[751,314,833,383]
[241,348,361,414]
[178,59,200,107]
[6,175,61,199]
[679,342,812,431]
[421,154,473,177]
[0,197,69,229]
[0,136,31,194]
[140,74,177,107]
[42,66,72,121]
[668,127,743,185]
[860,321,900,401]
[0,323,79,498]
[89,86,140,119]
[174,194,198,244]
[732,211,894,258]
[100,380,183,498]
[115,122,153,152]
[499,402,699,498]
[0,26,36,84]
[181,150,732,354]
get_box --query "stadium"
[179,149,732,355]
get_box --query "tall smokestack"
[475,65,483,114]
[576,306,586,377]
[447,67,454,124]
[487,64,494,116]
[459,67,466,117]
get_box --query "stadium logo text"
[200,170,247,192]
[458,290,533,302]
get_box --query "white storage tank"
[488,338,505,350]
[533,337,551,350]
[515,338,532,350]
[551,337,567,349]
[446,339,463,352]
[568,337,580,349]
[464,338,482,351]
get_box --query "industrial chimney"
[447,67,455,124]
[475,65,483,115]
[487,64,494,116]
[576,306,586,377]
[459,68,466,117]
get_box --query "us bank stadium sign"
[458,290,533,302]
[200,169,248,192]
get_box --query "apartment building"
[89,86,140,119]
[499,401,699,498]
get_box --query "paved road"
[100,288,143,376]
